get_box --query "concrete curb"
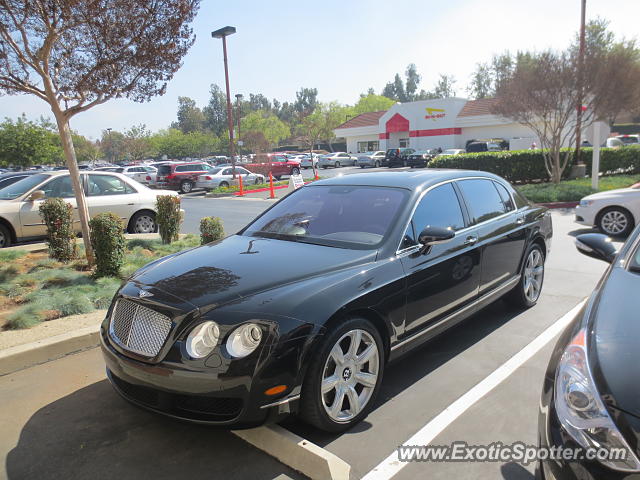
[0,325,100,376]
[233,425,351,480]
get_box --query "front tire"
[506,243,545,308]
[219,181,229,188]
[300,318,384,433]
[291,167,300,176]
[597,206,634,237]
[334,161,340,168]
[375,161,380,168]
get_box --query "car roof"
[311,170,505,190]
[0,171,39,179]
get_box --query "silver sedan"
[195,166,265,190]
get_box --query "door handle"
[516,216,525,225]
[464,236,478,245]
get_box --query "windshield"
[442,149,459,155]
[242,185,407,249]
[618,136,639,144]
[209,167,223,174]
[0,173,48,200]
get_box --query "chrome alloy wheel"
[321,329,380,423]
[134,214,155,233]
[600,210,628,235]
[523,248,544,303]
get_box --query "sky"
[1,0,640,140]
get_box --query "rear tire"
[375,161,380,168]
[180,180,193,194]
[291,167,300,176]
[128,211,156,234]
[506,243,545,308]
[334,161,340,168]
[219,181,229,188]
[0,224,12,248]
[299,318,384,433]
[360,165,365,169]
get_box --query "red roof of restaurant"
[335,110,387,130]
[457,98,499,117]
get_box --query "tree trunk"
[54,113,95,264]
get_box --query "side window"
[494,182,515,212]
[402,183,465,248]
[458,179,506,224]
[222,168,233,175]
[513,190,529,209]
[41,175,74,198]
[87,175,135,196]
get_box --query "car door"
[84,174,140,225]
[19,174,80,237]
[399,182,482,339]
[456,178,526,295]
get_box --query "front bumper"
[100,325,308,428]
[574,205,596,227]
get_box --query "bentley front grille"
[109,299,172,357]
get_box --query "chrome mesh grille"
[109,299,172,357]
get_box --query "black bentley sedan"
[101,170,552,432]
[538,228,640,479]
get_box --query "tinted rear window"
[158,165,172,175]
[458,179,506,224]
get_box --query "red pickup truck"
[244,153,301,180]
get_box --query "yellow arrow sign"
[425,108,445,115]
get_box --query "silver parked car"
[318,152,357,168]
[0,171,180,247]
[357,151,386,168]
[195,166,265,190]
[95,165,157,185]
[300,154,319,169]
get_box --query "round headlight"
[186,321,220,359]
[226,323,262,358]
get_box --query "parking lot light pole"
[235,93,243,157]
[212,26,237,178]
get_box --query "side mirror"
[575,233,618,263]
[418,226,455,254]
[28,190,45,201]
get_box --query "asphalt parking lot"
[0,205,614,480]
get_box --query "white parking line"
[361,300,586,480]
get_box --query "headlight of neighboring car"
[226,323,263,358]
[186,321,220,358]
[579,199,594,207]
[555,328,640,471]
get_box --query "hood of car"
[591,267,640,417]
[128,234,376,311]
[583,187,639,201]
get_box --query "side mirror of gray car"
[418,226,455,255]
[575,233,618,263]
[28,190,45,201]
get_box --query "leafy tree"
[173,96,206,133]
[123,124,153,161]
[405,64,421,100]
[100,130,126,164]
[382,73,407,102]
[0,0,200,263]
[150,128,217,159]
[0,115,62,167]
[431,74,457,99]
[352,94,395,114]
[72,134,101,164]
[241,110,290,149]
[294,87,318,117]
[467,63,493,99]
[491,52,515,95]
[493,51,582,184]
[203,84,228,135]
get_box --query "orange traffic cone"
[269,172,275,199]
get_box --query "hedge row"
[427,146,640,183]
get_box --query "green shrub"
[428,147,640,183]
[6,305,46,329]
[0,265,19,283]
[200,217,225,245]
[38,197,77,262]
[156,195,182,244]
[89,212,126,277]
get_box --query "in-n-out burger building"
[334,97,609,153]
